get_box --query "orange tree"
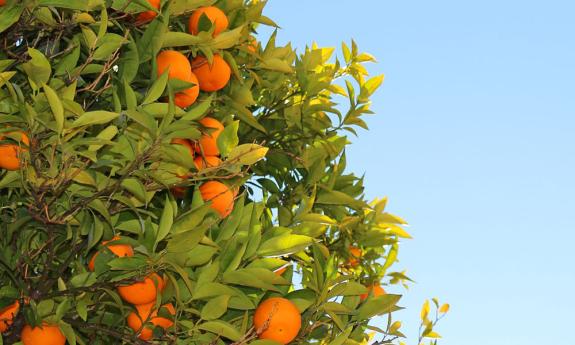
[0,1,447,344]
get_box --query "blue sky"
[261,1,575,344]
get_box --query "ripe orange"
[0,300,19,333]
[174,72,200,108]
[360,283,386,301]
[246,35,258,53]
[0,0,5,6]
[274,266,288,276]
[188,6,229,37]
[117,273,164,305]
[199,181,234,218]
[195,117,224,156]
[191,55,231,92]
[348,246,362,267]
[127,302,175,340]
[194,155,221,170]
[88,236,134,272]
[136,0,161,24]
[21,323,66,345]
[254,297,301,344]
[156,50,192,81]
[0,131,29,171]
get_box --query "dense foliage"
[0,1,447,344]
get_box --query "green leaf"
[97,6,108,41]
[202,26,244,50]
[181,95,213,121]
[328,326,353,345]
[316,189,366,210]
[201,295,230,320]
[70,273,97,288]
[118,37,139,83]
[88,125,118,151]
[93,33,126,61]
[76,300,88,321]
[170,0,215,15]
[43,84,65,134]
[142,70,169,105]
[257,234,314,257]
[0,4,24,34]
[58,321,77,345]
[216,120,239,157]
[355,294,402,321]
[54,38,81,76]
[259,58,293,73]
[108,257,147,271]
[125,109,158,134]
[383,243,398,270]
[55,299,71,321]
[121,178,147,203]
[172,204,211,234]
[162,32,203,48]
[156,196,174,246]
[227,144,268,165]
[0,71,16,89]
[138,5,169,62]
[70,111,119,128]
[38,0,103,10]
[166,224,209,253]
[222,270,279,292]
[22,48,51,90]
[198,320,241,341]
[88,199,111,223]
[0,171,20,189]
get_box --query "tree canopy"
[0,1,447,344]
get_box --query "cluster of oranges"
[170,116,235,218]
[150,4,236,218]
[154,6,232,109]
[0,299,66,345]
[88,236,174,340]
[347,246,388,300]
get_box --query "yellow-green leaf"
[43,84,65,133]
[227,144,268,165]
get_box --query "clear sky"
[260,1,575,344]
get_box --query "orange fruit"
[246,35,258,53]
[188,6,229,37]
[127,302,176,340]
[194,155,221,170]
[21,323,66,345]
[199,181,234,218]
[156,50,192,81]
[274,266,288,276]
[117,273,164,305]
[254,297,301,344]
[0,131,29,171]
[0,300,19,333]
[0,0,5,6]
[136,0,161,24]
[174,72,200,108]
[348,246,362,267]
[360,283,386,301]
[195,117,224,156]
[88,236,134,272]
[191,55,231,92]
